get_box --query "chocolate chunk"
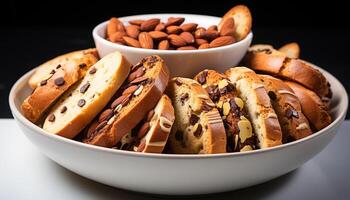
[48,114,55,122]
[202,102,213,112]
[99,109,114,123]
[268,91,277,101]
[60,106,67,113]
[89,67,97,74]
[229,99,238,111]
[130,76,148,85]
[206,85,220,102]
[193,124,203,138]
[54,77,65,86]
[77,99,86,107]
[137,122,150,139]
[175,131,183,141]
[226,82,235,92]
[189,114,199,125]
[79,63,87,68]
[95,121,107,132]
[50,69,56,74]
[174,79,182,86]
[122,85,138,95]
[180,93,189,105]
[56,64,62,69]
[40,80,47,86]
[197,71,208,84]
[146,110,155,121]
[80,82,90,94]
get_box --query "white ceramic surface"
[93,14,253,78]
[9,66,348,195]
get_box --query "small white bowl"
[9,64,348,195]
[93,14,253,78]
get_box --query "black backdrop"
[1,0,349,118]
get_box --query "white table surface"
[1,119,350,200]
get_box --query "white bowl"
[93,14,253,78]
[9,65,348,195]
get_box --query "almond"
[209,36,235,48]
[165,17,185,26]
[195,38,208,46]
[203,30,219,41]
[220,28,235,37]
[138,32,154,49]
[107,17,122,37]
[109,31,126,44]
[125,25,140,39]
[140,18,160,31]
[154,23,166,31]
[198,43,210,49]
[158,40,170,50]
[177,46,196,50]
[129,19,144,26]
[168,34,187,47]
[180,23,198,32]
[180,32,195,44]
[194,27,206,39]
[166,26,182,34]
[207,25,218,31]
[149,31,168,40]
[123,36,141,48]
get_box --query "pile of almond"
[106,15,241,50]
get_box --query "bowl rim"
[9,64,348,160]
[92,13,253,54]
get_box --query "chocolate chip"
[226,82,235,92]
[89,67,97,74]
[180,93,189,105]
[197,70,208,84]
[146,110,155,121]
[202,102,213,112]
[175,131,183,141]
[174,79,182,86]
[137,122,150,139]
[50,69,56,74]
[77,99,86,107]
[54,77,65,86]
[56,64,62,69]
[206,85,220,102]
[60,106,67,113]
[268,91,277,101]
[193,124,203,138]
[40,80,47,86]
[122,85,138,95]
[189,114,199,125]
[48,114,55,122]
[130,76,148,85]
[99,109,114,123]
[80,82,90,94]
[79,63,87,68]
[95,121,107,132]
[229,99,238,111]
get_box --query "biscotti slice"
[22,49,99,123]
[278,42,300,59]
[285,81,332,131]
[244,44,331,98]
[218,5,252,41]
[194,70,255,152]
[29,48,99,89]
[167,77,226,154]
[225,67,282,148]
[132,95,175,153]
[259,75,312,142]
[43,51,130,138]
[82,55,170,148]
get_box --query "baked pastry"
[82,55,170,148]
[225,67,282,148]
[285,81,332,131]
[244,44,331,98]
[278,42,300,59]
[167,77,226,154]
[43,51,131,138]
[22,49,99,123]
[28,48,98,89]
[194,70,255,152]
[259,74,312,142]
[132,95,175,153]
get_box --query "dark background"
[1,0,349,118]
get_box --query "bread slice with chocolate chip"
[81,55,170,148]
[225,67,282,148]
[167,77,226,154]
[285,81,332,131]
[243,44,331,98]
[22,49,99,123]
[194,70,255,152]
[43,51,130,138]
[28,48,99,89]
[259,75,312,142]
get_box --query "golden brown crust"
[259,75,312,142]
[244,45,331,98]
[167,77,226,154]
[83,55,170,148]
[225,67,282,148]
[285,81,332,131]
[22,50,98,123]
[278,42,300,58]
